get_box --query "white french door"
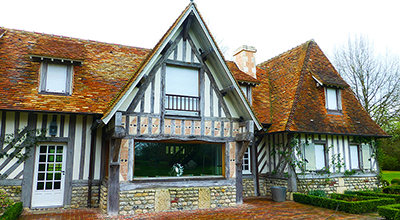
[31,143,66,208]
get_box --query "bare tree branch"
[332,35,400,127]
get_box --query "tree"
[332,35,400,128]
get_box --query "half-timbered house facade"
[236,40,389,198]
[0,1,388,216]
[0,2,262,215]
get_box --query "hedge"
[293,193,395,214]
[0,202,23,220]
[392,178,400,185]
[378,204,400,220]
[384,186,400,194]
[354,191,400,203]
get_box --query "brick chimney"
[233,45,257,79]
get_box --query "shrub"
[382,179,391,187]
[293,193,395,214]
[308,190,327,198]
[384,186,400,194]
[0,190,12,213]
[378,204,400,220]
[392,178,400,185]
[0,202,23,220]
[354,191,400,203]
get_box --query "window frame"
[305,141,329,172]
[349,144,361,170]
[133,141,225,180]
[242,147,251,174]
[39,62,73,95]
[164,65,200,117]
[325,87,342,114]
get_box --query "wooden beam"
[200,48,214,62]
[183,14,194,41]
[220,85,235,96]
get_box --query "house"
[0,2,262,215]
[0,1,387,216]
[233,40,388,197]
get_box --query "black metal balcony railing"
[165,94,200,113]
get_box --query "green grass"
[382,170,400,183]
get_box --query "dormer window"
[325,87,342,114]
[165,65,200,117]
[40,63,73,94]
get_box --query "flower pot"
[271,186,286,202]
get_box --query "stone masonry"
[118,186,236,215]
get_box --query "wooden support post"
[235,140,250,204]
[107,112,126,215]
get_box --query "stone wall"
[259,176,288,197]
[100,179,108,214]
[118,186,236,215]
[0,186,21,203]
[69,185,99,208]
[257,175,379,197]
[243,178,254,197]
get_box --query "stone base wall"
[298,176,379,194]
[0,186,21,203]
[100,179,108,214]
[118,186,236,215]
[259,176,288,197]
[68,185,99,208]
[243,178,254,197]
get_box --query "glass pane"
[46,182,53,190]
[326,88,338,110]
[39,155,46,162]
[40,146,47,153]
[315,144,325,170]
[134,142,222,177]
[39,164,45,171]
[48,146,55,153]
[166,66,198,96]
[46,173,53,180]
[46,63,67,93]
[350,145,359,169]
[56,146,63,153]
[54,182,61,189]
[47,164,54,171]
[55,164,62,171]
[48,155,54,162]
[56,155,62,162]
[38,173,45,181]
[37,182,44,190]
[55,172,62,180]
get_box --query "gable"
[102,2,261,130]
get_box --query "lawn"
[382,170,400,183]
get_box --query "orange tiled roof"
[226,61,260,85]
[0,28,151,114]
[255,40,387,137]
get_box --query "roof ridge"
[257,39,315,66]
[284,40,313,131]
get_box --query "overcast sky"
[1,0,399,63]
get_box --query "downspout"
[88,118,102,208]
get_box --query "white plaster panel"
[154,69,161,114]
[73,115,83,180]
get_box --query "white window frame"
[165,65,200,117]
[242,147,251,174]
[349,144,360,170]
[325,87,342,113]
[305,142,328,171]
[39,62,73,95]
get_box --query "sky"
[1,0,399,64]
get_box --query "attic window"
[165,65,200,117]
[325,87,342,114]
[40,62,73,95]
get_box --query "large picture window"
[134,142,223,178]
